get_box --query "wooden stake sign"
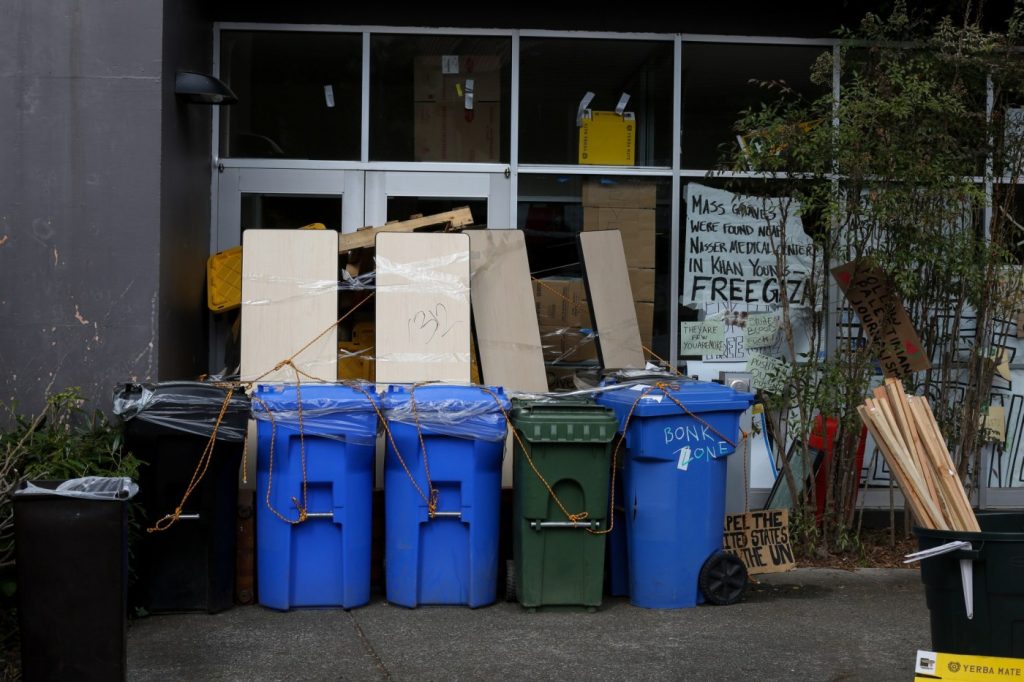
[723,509,796,574]
[832,260,931,378]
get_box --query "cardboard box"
[635,301,654,349]
[414,55,502,104]
[545,367,578,391]
[533,276,591,328]
[582,180,657,209]
[582,207,655,269]
[538,324,597,363]
[414,102,500,162]
[629,267,655,302]
[578,110,635,165]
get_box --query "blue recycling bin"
[382,384,509,608]
[253,383,379,610]
[597,381,754,608]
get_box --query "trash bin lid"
[113,381,251,441]
[596,380,755,418]
[382,385,510,442]
[510,398,619,444]
[252,383,381,445]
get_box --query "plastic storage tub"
[915,512,1024,657]
[253,383,380,610]
[14,478,137,680]
[597,380,754,608]
[382,384,509,608]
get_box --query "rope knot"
[291,496,308,523]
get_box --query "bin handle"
[903,540,973,563]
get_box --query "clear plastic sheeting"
[16,477,138,500]
[113,382,250,442]
[382,385,511,442]
[251,383,381,446]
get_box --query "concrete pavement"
[127,568,930,681]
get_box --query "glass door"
[364,170,511,229]
[211,168,364,373]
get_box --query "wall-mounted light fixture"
[175,71,238,105]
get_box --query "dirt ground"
[794,527,919,570]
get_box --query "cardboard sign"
[748,352,790,393]
[916,649,1024,681]
[831,260,931,378]
[679,320,726,355]
[723,509,796,574]
[981,405,1006,442]
[683,183,815,307]
[745,311,781,348]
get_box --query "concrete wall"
[0,1,164,415]
[158,1,213,381]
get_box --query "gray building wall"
[0,1,214,418]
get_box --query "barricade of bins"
[247,376,753,612]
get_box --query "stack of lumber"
[856,378,980,532]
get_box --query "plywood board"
[375,232,471,383]
[468,230,548,393]
[240,229,339,383]
[579,230,646,369]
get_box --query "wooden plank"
[910,396,981,532]
[858,404,944,529]
[578,230,646,370]
[338,207,474,252]
[375,232,471,384]
[467,230,548,393]
[240,229,339,384]
[882,381,944,521]
[868,394,946,529]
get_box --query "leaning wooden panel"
[375,232,472,384]
[579,230,646,370]
[240,229,339,384]
[467,230,548,394]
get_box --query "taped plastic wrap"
[16,477,138,500]
[251,383,381,446]
[373,253,471,303]
[113,382,250,442]
[382,385,510,442]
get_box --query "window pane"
[219,31,362,160]
[518,174,672,363]
[681,43,827,170]
[371,35,511,162]
[386,197,486,225]
[241,194,342,231]
[520,39,673,167]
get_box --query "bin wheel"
[505,560,517,603]
[699,551,748,606]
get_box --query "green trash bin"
[511,399,619,609]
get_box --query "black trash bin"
[14,477,137,681]
[114,381,249,613]
[915,512,1024,657]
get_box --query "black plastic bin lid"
[113,381,250,442]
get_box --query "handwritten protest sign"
[831,260,930,378]
[683,183,816,307]
[679,320,726,356]
[681,183,817,364]
[745,311,781,348]
[749,352,789,393]
[723,509,796,575]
